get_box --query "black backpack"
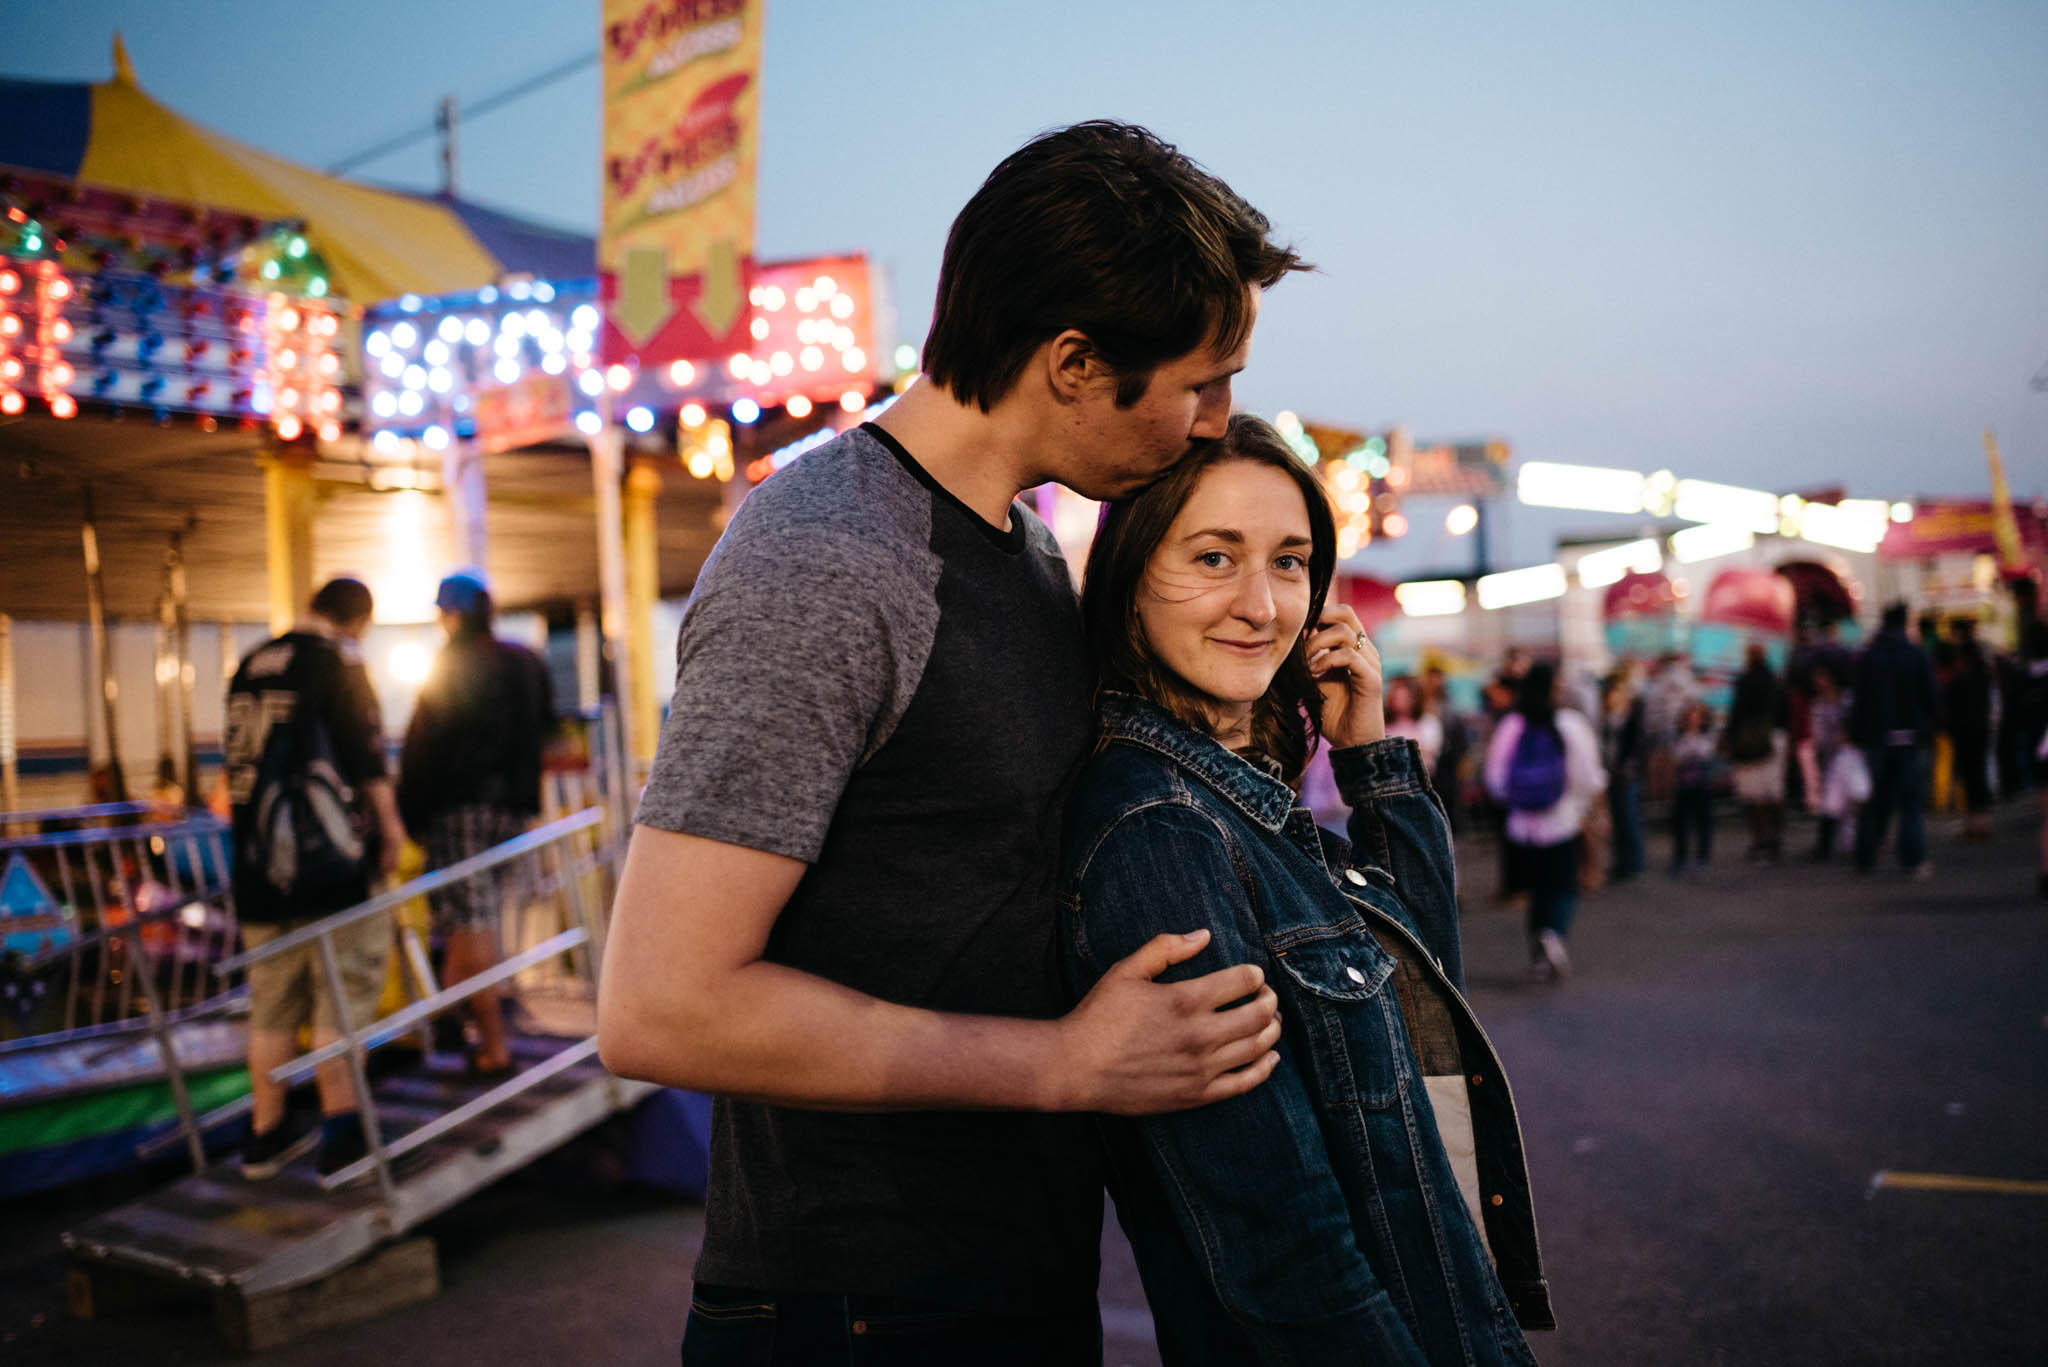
[242,664,366,909]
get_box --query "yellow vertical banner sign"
[599,0,761,370]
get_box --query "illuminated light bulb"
[275,414,302,440]
[403,365,428,390]
[525,309,547,333]
[1333,465,1360,491]
[1446,504,1479,536]
[626,405,655,433]
[398,390,425,417]
[0,316,19,338]
[390,321,417,349]
[538,329,565,354]
[839,390,864,413]
[277,348,298,369]
[48,361,74,387]
[422,425,449,450]
[1890,502,1913,523]
[749,286,765,306]
[575,410,603,436]
[278,387,301,411]
[465,318,490,346]
[319,352,341,376]
[371,391,398,419]
[834,326,855,349]
[786,394,813,419]
[438,316,464,342]
[669,359,696,386]
[894,345,917,372]
[366,330,390,357]
[319,389,342,413]
[571,304,600,332]
[47,277,72,303]
[843,347,867,373]
[606,364,633,392]
[372,429,401,453]
[578,369,604,397]
[379,352,405,379]
[502,312,527,339]
[533,282,555,303]
[493,333,521,359]
[681,402,707,428]
[800,346,824,372]
[315,313,339,337]
[279,307,302,333]
[761,286,785,312]
[770,351,794,376]
[566,329,594,354]
[750,317,771,340]
[541,353,567,375]
[261,260,281,280]
[0,358,20,380]
[50,319,72,343]
[424,339,450,366]
[728,352,751,378]
[732,398,761,424]
[306,278,328,298]
[400,294,422,313]
[794,288,817,313]
[49,393,77,419]
[0,269,18,294]
[494,357,521,385]
[318,421,340,442]
[0,391,22,415]
[813,275,837,298]
[829,294,855,319]
[686,448,715,479]
[1383,513,1409,538]
[287,236,307,259]
[749,360,772,385]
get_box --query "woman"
[1724,643,1787,862]
[1385,674,1445,775]
[1483,661,1605,981]
[1062,415,1549,1365]
[1599,671,1647,882]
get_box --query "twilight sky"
[12,0,2047,571]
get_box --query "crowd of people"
[1361,578,2048,983]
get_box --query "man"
[1851,600,1940,877]
[224,577,405,1179]
[598,121,1305,1361]
[397,568,554,1077]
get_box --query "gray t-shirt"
[636,423,1102,1312]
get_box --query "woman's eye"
[1195,550,1231,569]
[1274,554,1306,573]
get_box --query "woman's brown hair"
[1081,413,1339,781]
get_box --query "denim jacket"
[1061,694,1553,1366]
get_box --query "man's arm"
[596,824,1282,1115]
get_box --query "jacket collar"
[1096,692,1297,833]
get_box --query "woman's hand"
[1305,604,1384,749]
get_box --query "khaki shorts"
[242,914,390,1037]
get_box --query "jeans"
[1520,837,1580,943]
[1608,779,1645,877]
[1855,744,1927,871]
[1671,787,1713,867]
[680,1284,1101,1366]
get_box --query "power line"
[326,50,598,177]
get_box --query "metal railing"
[168,805,621,1202]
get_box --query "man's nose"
[1189,383,1232,441]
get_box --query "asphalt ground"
[4,799,2044,1366]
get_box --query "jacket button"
[1470,1074,1484,1086]
[1343,868,1367,885]
[1345,965,1366,983]
[1490,1194,1504,1207]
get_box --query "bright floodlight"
[1475,563,1568,610]
[1395,580,1468,617]
[1673,479,1780,534]
[1796,499,1888,552]
[389,641,432,685]
[1445,504,1480,536]
[1574,538,1663,590]
[1516,462,1646,514]
[1669,522,1755,564]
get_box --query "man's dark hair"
[922,121,1307,412]
[1082,413,1337,781]
[1515,661,1558,733]
[309,577,373,629]
[1882,601,1910,631]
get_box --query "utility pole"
[436,96,458,197]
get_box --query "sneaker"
[1536,929,1572,980]
[240,1111,319,1180]
[316,1115,373,1183]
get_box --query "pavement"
[4,799,2043,1365]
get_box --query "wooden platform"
[63,1030,654,1321]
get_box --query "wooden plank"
[213,1236,438,1353]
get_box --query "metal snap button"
[1490,1194,1504,1206]
[1343,868,1367,885]
[1345,965,1366,983]
[1471,1074,1484,1086]
[852,1320,868,1335]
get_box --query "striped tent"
[0,37,591,304]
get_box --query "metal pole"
[130,929,207,1175]
[81,491,129,803]
[154,588,176,796]
[316,929,398,1206]
[0,613,18,818]
[169,532,197,802]
[586,422,638,770]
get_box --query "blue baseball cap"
[435,567,491,613]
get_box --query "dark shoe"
[316,1116,374,1182]
[240,1111,319,1180]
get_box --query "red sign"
[473,374,572,453]
[1880,498,2048,560]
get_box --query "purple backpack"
[1505,721,1568,811]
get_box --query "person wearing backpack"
[1484,660,1606,982]
[223,577,406,1179]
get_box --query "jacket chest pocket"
[1268,926,1403,1109]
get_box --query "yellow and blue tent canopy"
[0,38,592,305]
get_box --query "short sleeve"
[322,654,388,784]
[633,521,934,862]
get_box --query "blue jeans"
[1520,837,1580,943]
[1855,744,1927,872]
[680,1284,1101,1366]
[1608,779,1645,877]
[1671,787,1713,867]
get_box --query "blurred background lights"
[731,398,760,423]
[388,641,432,685]
[625,405,655,433]
[668,359,695,386]
[785,394,812,419]
[575,410,602,435]
[680,403,706,427]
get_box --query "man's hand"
[1054,929,1282,1115]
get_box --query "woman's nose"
[1230,570,1276,625]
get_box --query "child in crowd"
[1670,700,1719,876]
